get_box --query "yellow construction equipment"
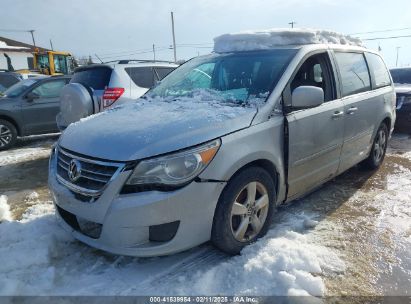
[32,49,74,75]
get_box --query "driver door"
[285,52,345,199]
[22,78,68,135]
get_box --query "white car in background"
[57,60,178,129]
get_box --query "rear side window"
[365,53,391,89]
[334,52,371,97]
[70,67,112,90]
[125,67,155,88]
[154,67,175,80]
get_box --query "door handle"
[332,111,344,119]
[346,107,358,114]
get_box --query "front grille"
[56,148,125,197]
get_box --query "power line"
[95,43,212,58]
[0,29,33,32]
[97,47,163,57]
[350,27,411,36]
[362,34,411,41]
[96,47,170,60]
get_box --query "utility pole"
[49,39,54,50]
[171,12,177,62]
[153,44,156,62]
[29,30,36,46]
[396,46,401,67]
[289,21,296,28]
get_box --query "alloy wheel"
[230,181,269,242]
[373,128,387,163]
[0,124,12,147]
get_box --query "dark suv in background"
[390,67,411,132]
[0,76,70,150]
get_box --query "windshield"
[53,55,68,74]
[390,68,411,84]
[3,79,39,98]
[147,49,297,105]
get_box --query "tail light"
[102,87,125,108]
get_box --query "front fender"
[199,116,287,203]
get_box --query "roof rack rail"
[103,59,176,64]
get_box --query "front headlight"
[126,139,221,188]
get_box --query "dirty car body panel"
[49,44,395,256]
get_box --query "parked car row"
[1,28,406,257]
[0,60,177,150]
[1,55,410,152]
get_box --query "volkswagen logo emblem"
[68,159,82,182]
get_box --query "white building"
[0,36,49,71]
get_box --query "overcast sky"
[1,0,410,67]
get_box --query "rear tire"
[360,123,388,170]
[211,166,276,255]
[0,119,17,151]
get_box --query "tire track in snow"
[122,246,228,294]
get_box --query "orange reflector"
[199,147,218,164]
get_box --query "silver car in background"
[49,42,395,256]
[57,60,178,129]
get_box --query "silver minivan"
[49,38,395,256]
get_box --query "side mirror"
[26,92,40,102]
[291,86,324,109]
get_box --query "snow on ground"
[0,147,51,166]
[0,135,57,166]
[1,134,410,296]
[0,195,11,222]
[0,194,344,296]
[160,213,345,296]
[214,28,363,53]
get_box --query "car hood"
[59,97,257,161]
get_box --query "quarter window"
[125,67,155,88]
[365,53,391,89]
[334,52,371,97]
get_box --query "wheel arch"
[223,158,281,202]
[0,115,21,136]
[381,116,391,130]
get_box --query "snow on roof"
[213,28,363,53]
[0,36,49,52]
[0,40,29,50]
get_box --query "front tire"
[360,123,389,170]
[0,120,17,151]
[211,166,276,255]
